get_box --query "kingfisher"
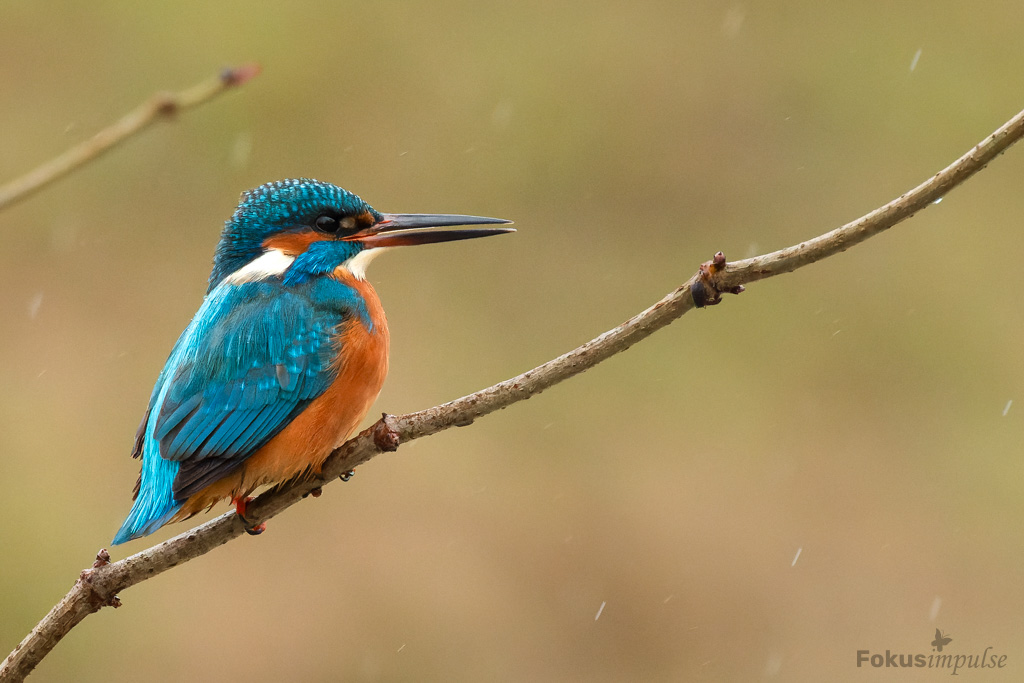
[112,179,512,544]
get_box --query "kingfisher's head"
[210,179,512,291]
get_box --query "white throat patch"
[343,247,387,280]
[223,248,295,285]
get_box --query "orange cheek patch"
[263,229,330,255]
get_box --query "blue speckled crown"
[231,179,374,227]
[209,179,381,291]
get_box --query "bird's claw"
[234,496,266,536]
[302,486,323,499]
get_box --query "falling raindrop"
[910,48,923,72]
[28,293,44,320]
[722,5,745,38]
[230,132,253,168]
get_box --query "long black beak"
[348,213,514,248]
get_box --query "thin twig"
[715,109,1024,288]
[4,105,1024,683]
[0,64,261,212]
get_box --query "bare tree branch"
[0,64,261,212]
[4,105,1024,682]
[715,110,1024,288]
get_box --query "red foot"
[234,496,266,535]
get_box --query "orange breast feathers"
[174,267,390,518]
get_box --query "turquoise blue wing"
[113,277,365,544]
[153,282,343,499]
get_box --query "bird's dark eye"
[315,215,340,233]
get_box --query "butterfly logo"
[931,628,953,652]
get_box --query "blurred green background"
[2,1,1024,680]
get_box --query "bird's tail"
[112,436,183,545]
